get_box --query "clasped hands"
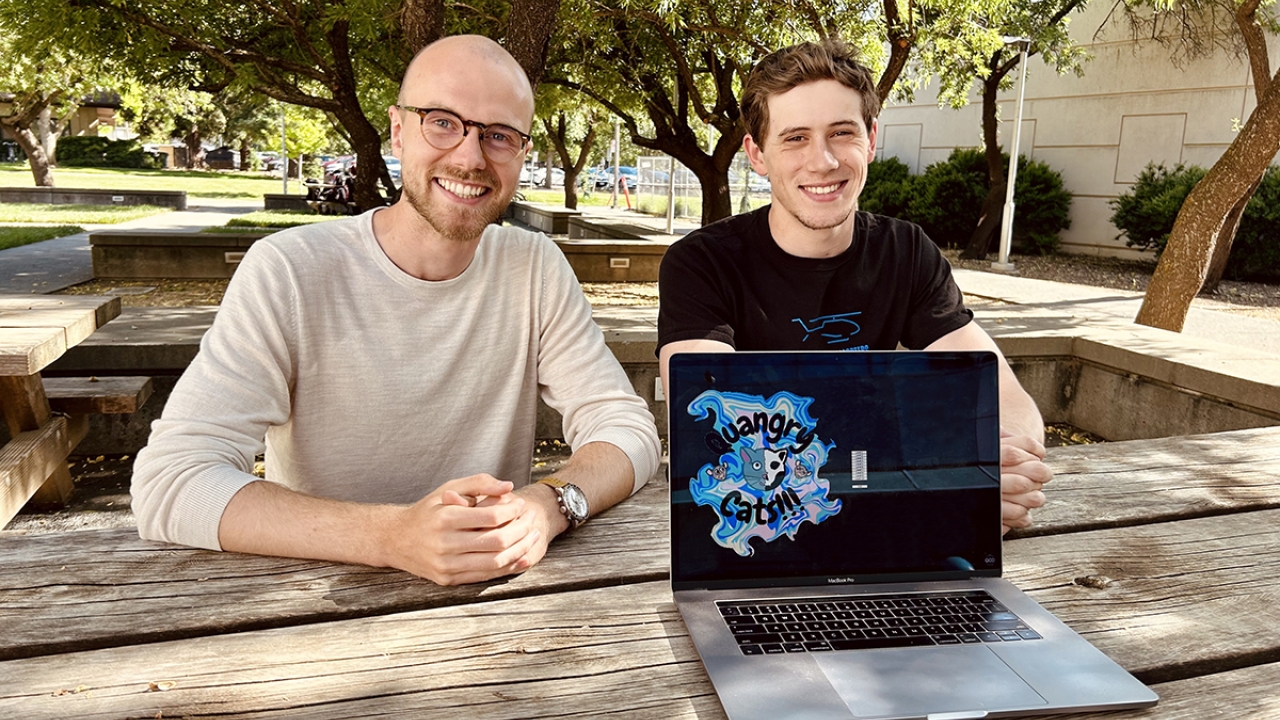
[386,474,559,586]
[999,430,1053,535]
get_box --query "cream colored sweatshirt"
[131,210,660,550]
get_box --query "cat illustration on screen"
[741,446,788,492]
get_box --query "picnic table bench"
[1,426,1279,717]
[0,295,121,527]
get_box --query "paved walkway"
[0,197,259,294]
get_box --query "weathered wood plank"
[1023,426,1280,537]
[0,374,52,437]
[1006,508,1280,684]
[0,295,121,335]
[42,376,154,415]
[0,327,65,377]
[0,581,720,720]
[0,472,670,660]
[0,295,121,375]
[2,573,1279,719]
[0,417,74,531]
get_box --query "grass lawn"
[0,163,285,200]
[0,225,84,251]
[0,203,172,224]
[225,209,340,229]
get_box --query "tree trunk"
[336,102,393,210]
[36,107,56,167]
[544,113,598,211]
[184,125,202,169]
[4,122,55,187]
[400,0,445,57]
[876,0,915,103]
[238,140,252,172]
[1202,176,1258,291]
[1135,67,1280,331]
[542,147,554,189]
[961,68,1007,260]
[504,0,562,88]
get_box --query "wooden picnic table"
[1,425,1279,718]
[0,294,121,529]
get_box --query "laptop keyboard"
[717,590,1042,656]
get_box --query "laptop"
[668,351,1157,720]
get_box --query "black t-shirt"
[657,206,972,353]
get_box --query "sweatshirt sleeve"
[533,241,662,493]
[130,241,298,550]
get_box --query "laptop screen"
[669,351,1003,591]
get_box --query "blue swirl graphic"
[687,390,841,556]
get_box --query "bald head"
[399,35,535,127]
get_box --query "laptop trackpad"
[814,646,1047,718]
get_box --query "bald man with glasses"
[131,36,661,586]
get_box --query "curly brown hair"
[740,38,880,147]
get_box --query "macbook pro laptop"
[668,351,1157,720]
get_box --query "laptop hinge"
[927,712,989,720]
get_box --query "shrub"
[864,148,1071,253]
[860,157,915,218]
[58,137,163,169]
[1223,166,1280,281]
[1109,163,1206,254]
[1111,162,1280,282]
[1012,156,1073,255]
[904,148,989,248]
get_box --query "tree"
[118,84,223,169]
[547,1,875,225]
[0,32,111,186]
[936,0,1090,260]
[9,0,562,210]
[546,0,1022,226]
[217,86,282,171]
[536,87,604,208]
[1130,0,1280,330]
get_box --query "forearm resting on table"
[519,440,637,537]
[217,480,402,569]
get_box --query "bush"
[1232,167,1280,281]
[1012,156,1073,255]
[1112,162,1280,282]
[860,157,915,218]
[862,149,1071,253]
[58,137,164,169]
[904,148,989,248]
[1109,163,1207,254]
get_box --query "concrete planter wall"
[0,187,187,210]
[262,194,311,211]
[91,231,269,280]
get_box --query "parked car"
[532,167,565,187]
[382,155,401,183]
[593,166,638,189]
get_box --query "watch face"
[563,485,589,520]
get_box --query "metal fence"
[626,153,771,221]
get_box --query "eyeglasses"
[398,106,531,163]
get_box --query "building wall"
[877,4,1279,258]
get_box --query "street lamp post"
[994,36,1031,273]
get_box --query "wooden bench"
[0,295,121,525]
[42,376,154,416]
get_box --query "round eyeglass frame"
[398,105,532,163]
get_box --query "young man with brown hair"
[658,38,1051,534]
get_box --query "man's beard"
[402,166,508,243]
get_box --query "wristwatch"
[536,477,589,531]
